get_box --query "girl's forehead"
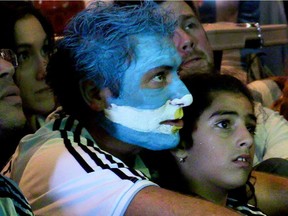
[209,92,253,112]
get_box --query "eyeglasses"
[0,49,18,68]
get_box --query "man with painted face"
[3,2,239,215]
[115,1,288,215]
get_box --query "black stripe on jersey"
[74,121,83,141]
[64,116,75,131]
[85,139,124,168]
[58,117,147,182]
[61,130,94,173]
[78,143,144,183]
[53,118,62,131]
[75,132,147,181]
[87,142,147,180]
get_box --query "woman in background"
[0,1,56,131]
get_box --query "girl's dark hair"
[0,1,54,51]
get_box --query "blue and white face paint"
[100,34,192,150]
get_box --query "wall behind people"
[198,0,288,80]
[259,0,288,76]
[33,0,85,36]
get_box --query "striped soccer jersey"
[4,116,157,215]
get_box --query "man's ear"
[79,80,112,112]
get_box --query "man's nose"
[0,58,15,79]
[173,28,195,57]
[168,74,193,107]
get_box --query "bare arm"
[126,186,240,216]
[251,171,288,216]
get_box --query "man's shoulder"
[254,102,288,123]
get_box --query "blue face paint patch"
[100,34,193,150]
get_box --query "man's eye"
[216,120,230,129]
[152,71,166,83]
[184,20,199,31]
[247,125,256,135]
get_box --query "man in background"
[0,48,33,215]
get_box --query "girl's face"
[183,91,256,195]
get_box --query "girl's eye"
[216,120,230,129]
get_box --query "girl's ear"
[79,79,112,112]
[170,147,188,163]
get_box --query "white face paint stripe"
[105,93,192,134]
[170,94,193,107]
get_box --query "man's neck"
[84,118,142,166]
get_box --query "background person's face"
[102,35,192,150]
[0,57,26,134]
[183,92,255,195]
[161,1,214,78]
[14,14,55,116]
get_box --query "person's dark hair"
[46,1,176,118]
[0,1,54,51]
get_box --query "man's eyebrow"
[179,14,197,21]
[148,65,173,72]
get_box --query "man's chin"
[179,67,211,79]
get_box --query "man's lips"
[1,86,22,104]
[181,56,203,69]
[1,85,20,99]
[160,119,184,128]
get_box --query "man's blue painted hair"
[47,1,176,117]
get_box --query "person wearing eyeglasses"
[0,49,28,169]
[0,49,34,215]
[0,1,56,132]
